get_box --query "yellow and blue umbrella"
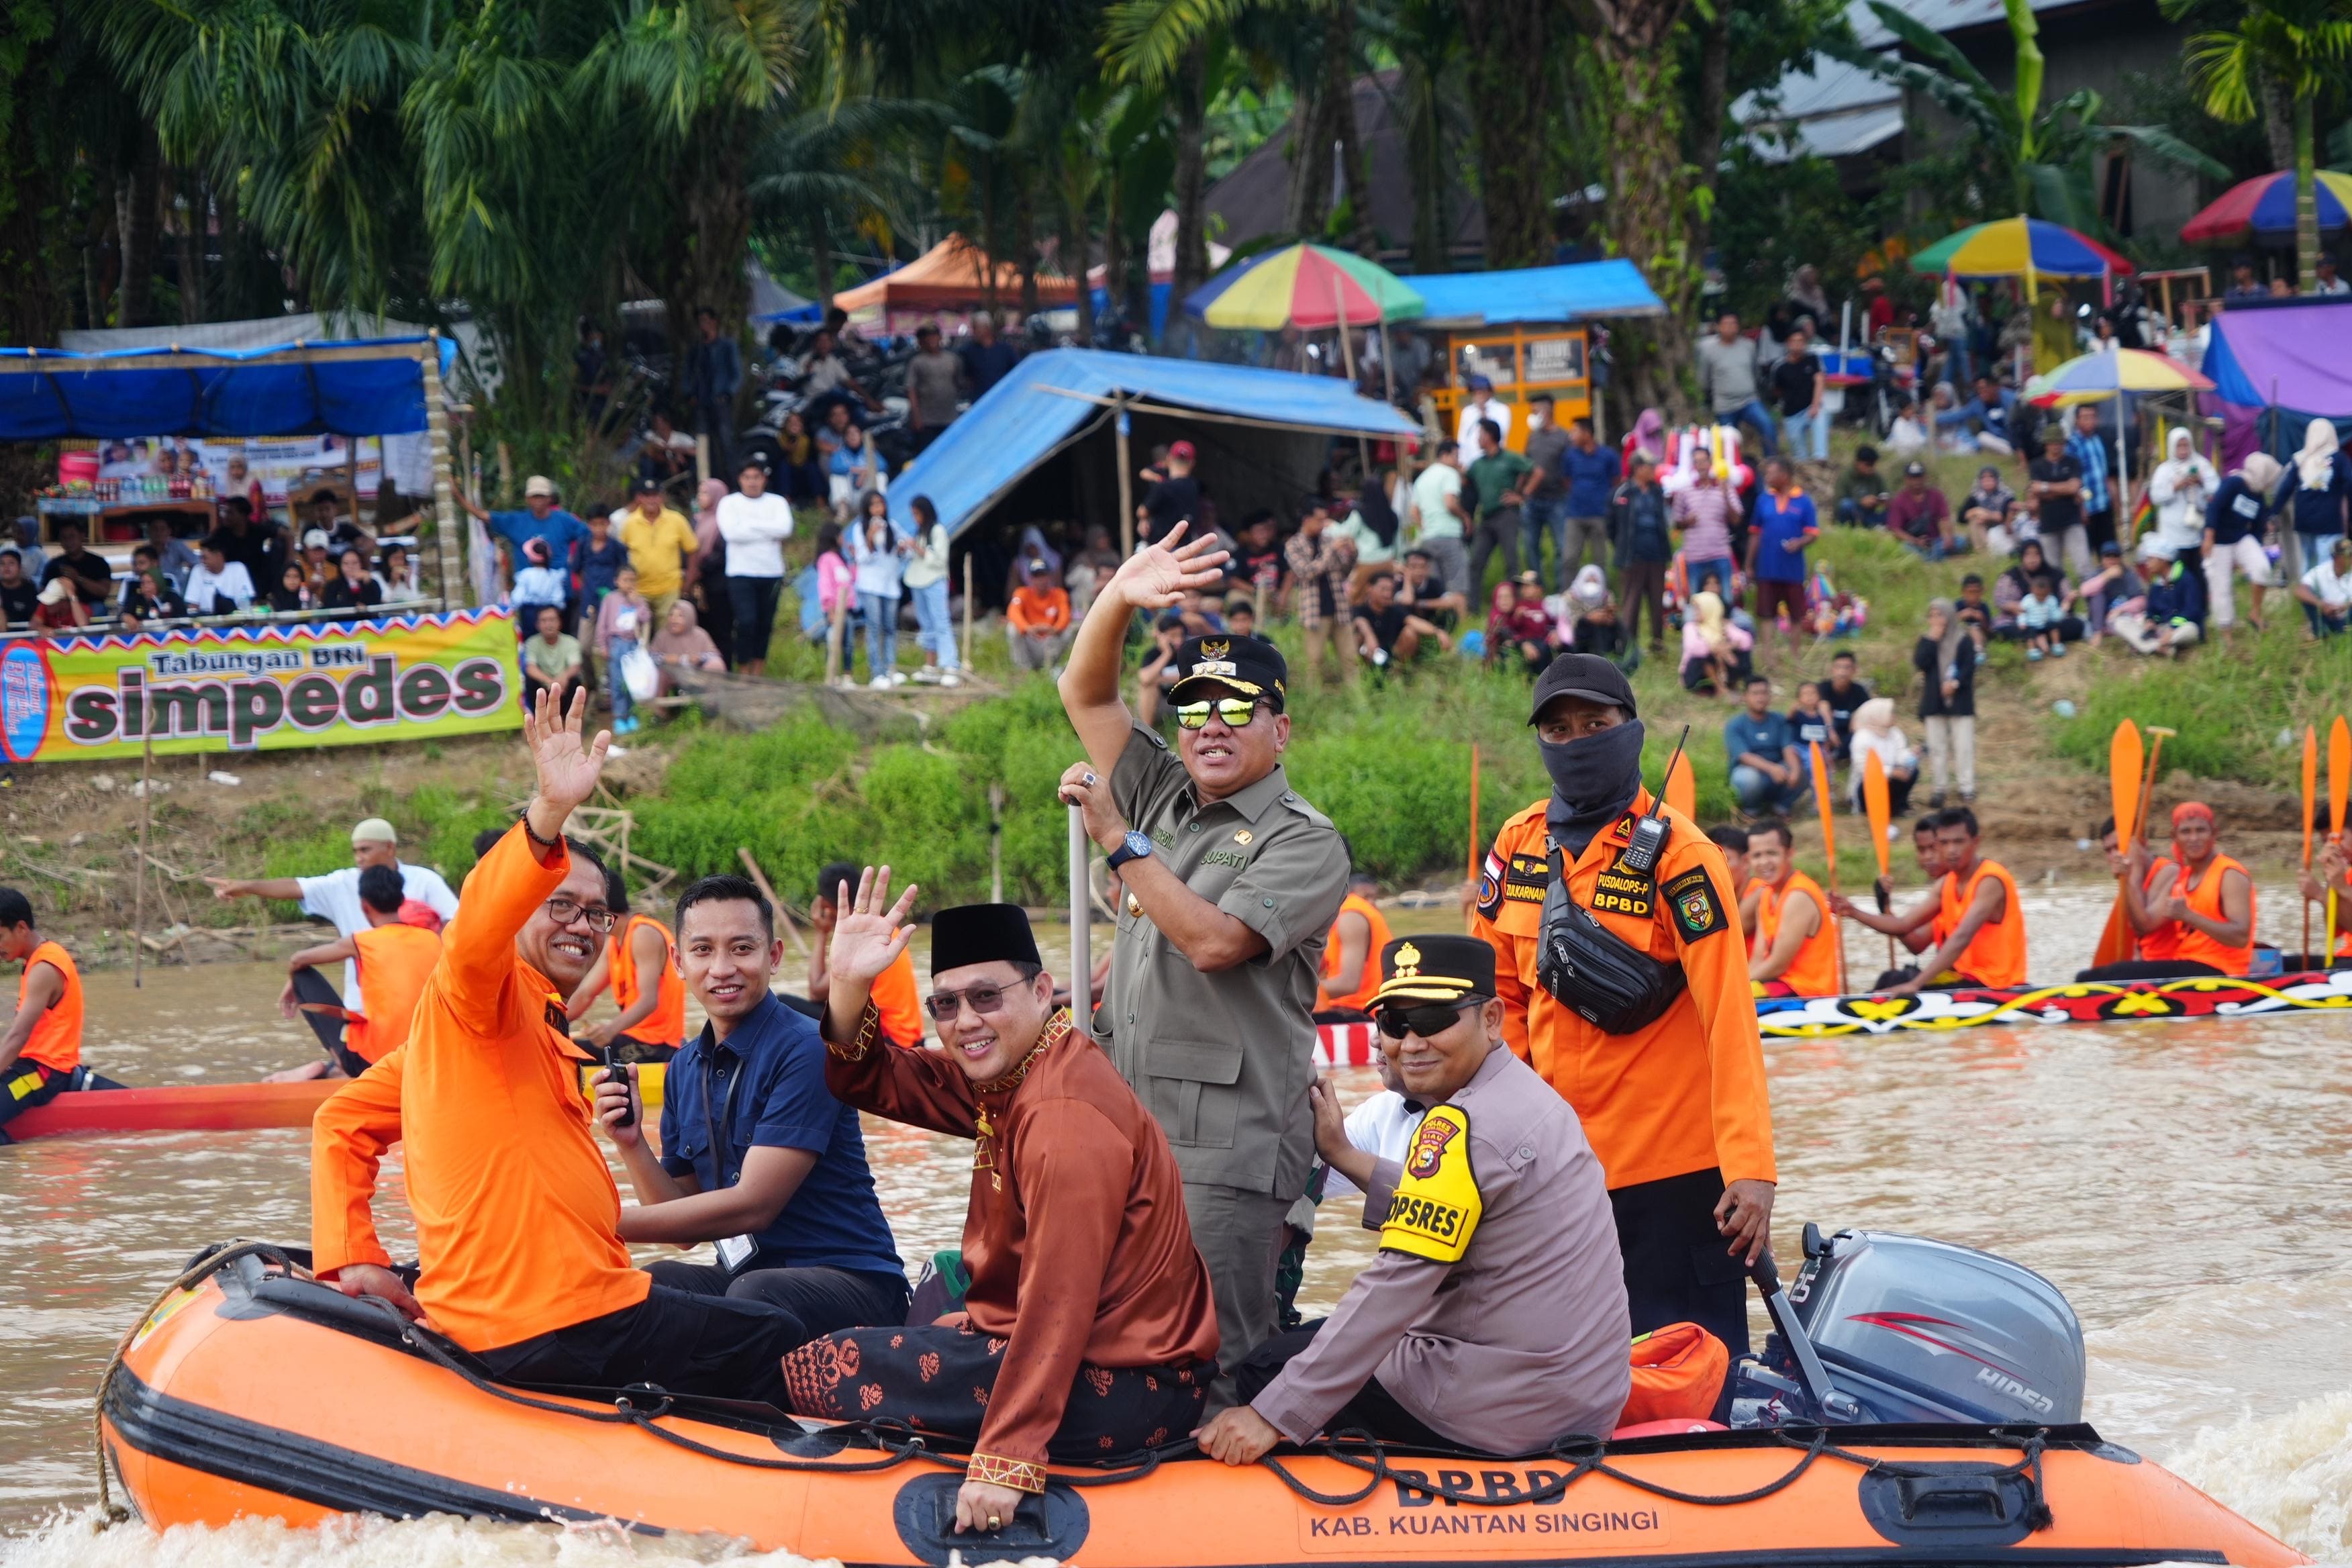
[1185,243,1424,331]
[1910,216,2134,281]
[2024,346,2212,407]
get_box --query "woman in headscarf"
[688,477,734,665]
[1678,587,1753,694]
[2203,450,2282,633]
[2284,419,2352,583]
[1565,563,1630,665]
[2147,428,2220,556]
[1621,408,1667,473]
[1336,466,1402,599]
[1992,538,2081,642]
[1914,598,1977,806]
[650,597,726,694]
[1845,696,1918,816]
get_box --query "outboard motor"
[1728,1224,2086,1428]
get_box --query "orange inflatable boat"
[100,1245,2305,1567]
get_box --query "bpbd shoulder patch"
[1380,1104,1483,1263]
[1663,866,1728,939]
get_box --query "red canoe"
[11,1081,338,1140]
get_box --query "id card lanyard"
[703,1048,757,1274]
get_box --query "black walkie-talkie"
[1618,725,1691,878]
[603,1043,636,1130]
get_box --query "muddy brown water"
[2,891,2350,1563]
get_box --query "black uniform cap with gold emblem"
[1371,934,1498,1007]
[1165,634,1289,712]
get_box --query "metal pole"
[1332,280,1369,475]
[420,338,467,609]
[1067,806,1091,1026]
[1115,394,1135,558]
[133,728,152,989]
[695,434,712,487]
[961,554,975,670]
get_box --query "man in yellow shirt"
[618,478,698,623]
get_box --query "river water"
[3,887,2350,1565]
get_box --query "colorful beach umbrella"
[1187,243,1425,331]
[2181,170,2352,243]
[1910,216,2135,280]
[2023,346,2213,407]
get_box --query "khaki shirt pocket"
[1142,1037,1245,1150]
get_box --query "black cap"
[633,476,662,494]
[1527,652,1636,724]
[1166,634,1288,711]
[1904,460,1928,477]
[1372,935,1497,1006]
[930,903,1042,977]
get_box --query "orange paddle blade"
[1862,754,1892,879]
[2109,721,2143,848]
[2303,724,2320,866]
[1808,742,1837,869]
[2092,895,2136,967]
[1664,749,1696,820]
[2332,718,2350,837]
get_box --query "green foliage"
[2053,636,2352,789]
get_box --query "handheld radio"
[1618,725,1691,878]
[602,1044,636,1130]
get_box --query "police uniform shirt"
[1103,720,1350,1199]
[1250,1044,1632,1451]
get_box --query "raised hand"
[1107,522,1230,610]
[826,865,919,994]
[524,683,611,817]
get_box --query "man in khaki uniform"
[1059,525,1351,1400]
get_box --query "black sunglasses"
[1375,1001,1478,1040]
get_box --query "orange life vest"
[2171,853,2255,975]
[1316,893,1394,1012]
[2137,856,2182,963]
[1752,870,1840,997]
[609,914,687,1047]
[15,939,82,1073]
[871,946,926,1048]
[1937,856,2026,987]
[346,923,442,1065]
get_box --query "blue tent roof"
[887,348,1418,538]
[1409,261,1664,328]
[0,336,456,440]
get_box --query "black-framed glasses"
[924,983,1016,1021]
[544,895,618,933]
[1375,1001,1475,1040]
[1175,697,1263,731]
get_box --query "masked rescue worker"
[1831,807,2026,993]
[1198,935,1630,1462]
[1471,654,1776,1353]
[1745,820,1841,997]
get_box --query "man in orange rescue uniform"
[311,689,812,1404]
[1472,653,1776,1353]
[1832,807,2026,994]
[1313,866,1392,1021]
[1745,820,1841,997]
[0,887,87,1143]
[566,863,687,1059]
[275,863,441,1080]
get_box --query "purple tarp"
[2199,299,2352,466]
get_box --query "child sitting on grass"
[2019,571,2067,661]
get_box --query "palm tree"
[2162,0,2352,289]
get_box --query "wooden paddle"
[2302,724,2318,965]
[2330,718,2349,961]
[1664,747,1696,820]
[1808,741,1845,995]
[2092,721,2143,968]
[1861,752,1895,973]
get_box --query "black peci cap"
[930,903,1042,976]
[1372,935,1498,1007]
[1527,652,1636,725]
[1166,634,1289,712]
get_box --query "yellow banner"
[0,608,524,763]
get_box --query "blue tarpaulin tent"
[887,348,1418,540]
[1408,261,1665,328]
[0,336,457,440]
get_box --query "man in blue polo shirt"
[462,475,591,627]
[597,873,908,1346]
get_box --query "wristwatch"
[1106,830,1155,871]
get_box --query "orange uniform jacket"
[310,824,650,1353]
[1752,871,1840,997]
[1316,893,1394,1012]
[346,923,442,1065]
[1937,857,2027,987]
[2171,854,2255,975]
[16,940,83,1073]
[1006,586,1071,634]
[609,914,687,1047]
[1474,791,1776,1192]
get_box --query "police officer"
[1471,653,1775,1353]
[1198,935,1630,1461]
[1058,523,1351,1398]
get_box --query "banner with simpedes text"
[0,608,524,764]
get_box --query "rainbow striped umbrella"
[2024,345,2213,407]
[2181,169,2352,242]
[1909,216,2133,280]
[1187,243,1424,331]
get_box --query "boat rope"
[91,1239,297,1529]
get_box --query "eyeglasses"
[924,983,1020,1020]
[1174,698,1263,731]
[543,895,618,934]
[1375,1001,1477,1040]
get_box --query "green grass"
[2051,632,2352,789]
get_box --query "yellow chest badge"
[1380,1104,1483,1263]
